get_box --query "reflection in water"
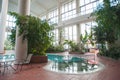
[46,54,103,74]
[51,58,98,73]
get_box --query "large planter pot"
[30,55,48,63]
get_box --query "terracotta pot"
[30,55,48,63]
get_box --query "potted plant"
[46,44,65,53]
[9,12,54,63]
[63,40,82,54]
[26,16,54,63]
[80,30,94,53]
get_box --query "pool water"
[0,54,15,59]
[45,53,104,74]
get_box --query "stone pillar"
[15,0,30,60]
[0,0,8,53]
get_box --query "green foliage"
[92,0,120,44]
[71,44,80,52]
[101,46,120,60]
[80,31,94,45]
[80,31,88,45]
[9,26,16,47]
[9,12,54,56]
[9,12,28,39]
[59,29,64,44]
[4,39,13,50]
[80,31,94,52]
[46,44,65,52]
[63,40,80,52]
[26,17,54,55]
[92,0,120,59]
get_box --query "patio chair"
[17,54,33,71]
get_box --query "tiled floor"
[0,56,120,80]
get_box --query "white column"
[58,27,64,44]
[57,0,62,44]
[0,0,8,53]
[58,0,61,23]
[76,24,81,44]
[76,0,81,47]
[18,0,30,15]
[76,0,80,15]
[15,0,30,60]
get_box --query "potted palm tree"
[9,12,54,63]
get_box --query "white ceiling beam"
[30,10,40,16]
[35,0,48,10]
[31,0,48,16]
[9,0,39,16]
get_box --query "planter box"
[30,55,48,63]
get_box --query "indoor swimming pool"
[45,53,104,74]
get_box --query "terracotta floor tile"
[0,56,120,80]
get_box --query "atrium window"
[41,15,46,20]
[63,25,77,42]
[110,0,119,6]
[48,9,58,24]
[63,25,77,49]
[61,0,76,21]
[52,29,59,45]
[80,21,97,48]
[6,15,16,39]
[81,21,96,35]
[80,0,103,15]
[4,15,16,49]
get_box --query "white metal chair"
[17,54,33,71]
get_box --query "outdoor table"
[0,55,16,75]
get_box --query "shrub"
[102,46,120,60]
